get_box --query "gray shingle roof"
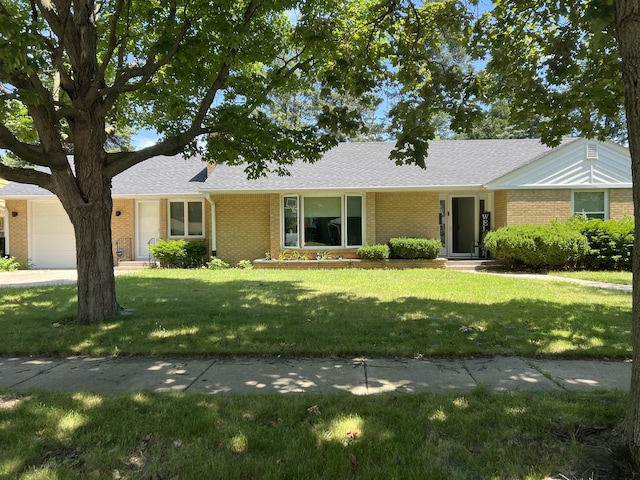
[202,138,577,192]
[0,138,578,197]
[0,155,209,197]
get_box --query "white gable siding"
[485,139,631,190]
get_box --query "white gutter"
[204,195,217,257]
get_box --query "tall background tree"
[0,0,481,324]
[475,0,640,468]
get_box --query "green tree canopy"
[473,0,625,145]
[0,0,482,323]
[475,0,640,468]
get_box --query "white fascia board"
[199,185,487,195]
[112,193,205,199]
[486,183,632,190]
[0,193,55,200]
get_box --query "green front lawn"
[0,269,634,479]
[0,389,628,479]
[0,269,632,358]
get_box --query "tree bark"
[53,161,119,324]
[52,113,119,324]
[615,0,640,469]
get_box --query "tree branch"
[97,0,126,81]
[100,18,191,104]
[105,0,263,177]
[0,162,53,189]
[104,126,208,178]
[0,124,44,163]
[7,70,68,159]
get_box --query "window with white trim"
[169,200,204,237]
[572,191,607,219]
[283,195,363,248]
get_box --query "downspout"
[205,195,217,257]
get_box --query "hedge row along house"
[0,138,632,269]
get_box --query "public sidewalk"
[0,355,631,395]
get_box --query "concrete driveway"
[0,269,78,288]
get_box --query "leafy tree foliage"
[0,0,481,324]
[265,89,390,142]
[473,0,625,145]
[476,0,640,468]
[453,99,540,139]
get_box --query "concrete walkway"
[0,355,631,395]
[0,268,137,288]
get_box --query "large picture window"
[282,195,363,248]
[169,200,204,237]
[573,191,607,219]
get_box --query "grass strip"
[0,389,628,479]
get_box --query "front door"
[136,201,160,260]
[452,197,475,256]
[439,195,477,258]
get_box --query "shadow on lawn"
[0,275,631,358]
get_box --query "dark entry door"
[452,197,475,254]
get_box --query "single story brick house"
[0,137,632,268]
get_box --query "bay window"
[283,195,363,248]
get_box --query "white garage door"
[30,201,76,269]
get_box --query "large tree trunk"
[53,130,119,325]
[615,0,640,469]
[69,186,119,325]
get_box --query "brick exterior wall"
[373,192,440,244]
[365,192,376,245]
[111,199,135,262]
[268,194,280,261]
[493,191,508,229]
[499,189,572,225]
[6,200,28,266]
[495,188,633,226]
[210,193,271,265]
[609,189,633,219]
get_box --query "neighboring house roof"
[0,155,209,198]
[201,138,580,193]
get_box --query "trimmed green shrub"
[150,239,186,268]
[236,259,253,269]
[150,239,207,268]
[568,216,634,271]
[483,223,589,270]
[357,244,390,260]
[388,237,442,260]
[0,256,21,272]
[184,241,208,268]
[207,257,230,270]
